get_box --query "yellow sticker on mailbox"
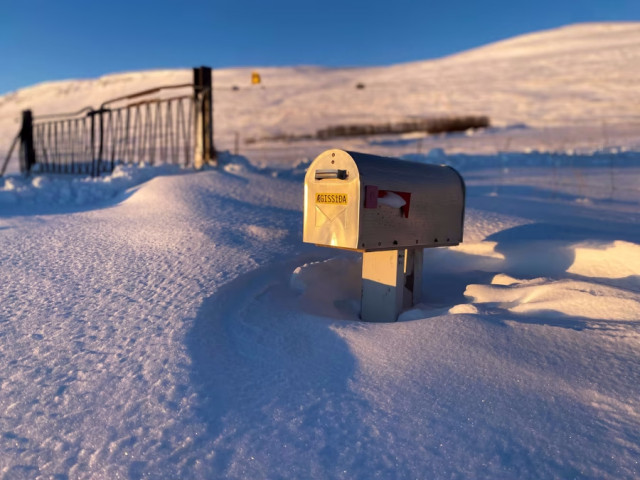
[316,193,348,205]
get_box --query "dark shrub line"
[245,116,490,144]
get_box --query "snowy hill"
[0,23,639,479]
[2,22,640,161]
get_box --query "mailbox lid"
[303,149,361,249]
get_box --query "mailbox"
[303,149,465,322]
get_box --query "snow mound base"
[0,164,186,212]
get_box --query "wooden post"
[404,248,423,308]
[19,110,36,174]
[361,248,423,322]
[361,249,406,322]
[89,111,96,177]
[193,66,217,169]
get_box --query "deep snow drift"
[1,150,638,478]
[1,22,640,480]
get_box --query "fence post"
[89,110,97,177]
[97,109,105,176]
[193,66,217,169]
[19,110,36,175]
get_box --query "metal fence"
[2,66,215,178]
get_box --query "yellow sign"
[316,193,348,205]
[251,72,261,85]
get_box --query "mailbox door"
[303,150,360,249]
[351,153,464,250]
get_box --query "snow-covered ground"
[1,23,639,479]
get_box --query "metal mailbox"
[304,149,465,250]
[303,149,465,322]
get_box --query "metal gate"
[2,66,215,178]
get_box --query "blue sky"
[1,0,639,94]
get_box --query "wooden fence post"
[20,110,36,174]
[193,66,217,169]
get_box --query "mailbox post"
[303,149,465,322]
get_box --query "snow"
[3,23,640,166]
[0,164,186,213]
[377,191,407,209]
[0,22,639,479]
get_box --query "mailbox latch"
[315,169,348,180]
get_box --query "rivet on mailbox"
[303,149,465,322]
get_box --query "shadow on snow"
[185,258,387,477]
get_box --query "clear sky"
[1,0,639,95]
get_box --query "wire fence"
[225,133,640,205]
